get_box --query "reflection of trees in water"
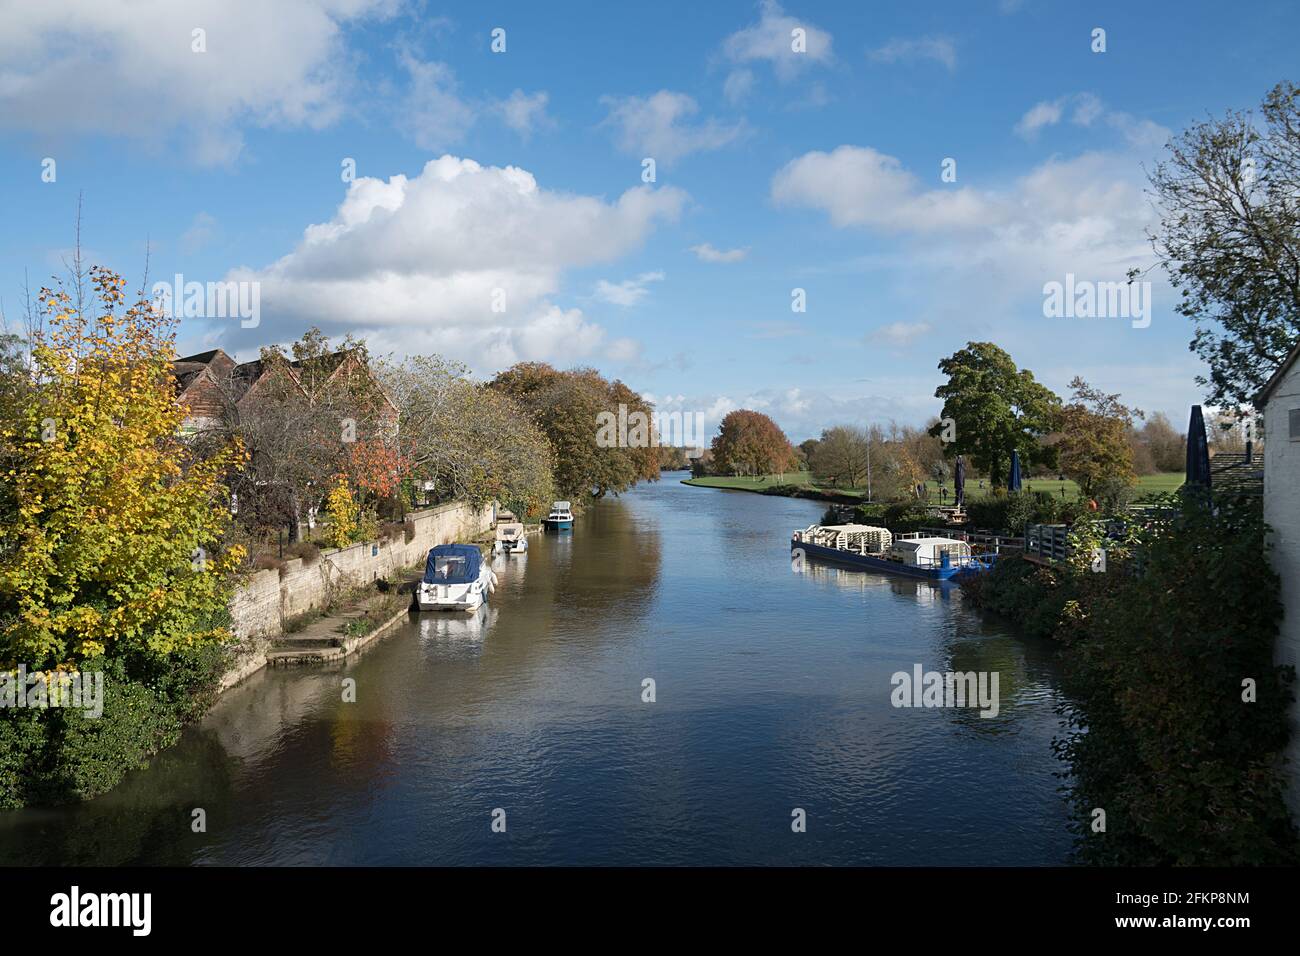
[937,630,1063,736]
[0,730,237,866]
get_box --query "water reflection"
[0,474,1070,866]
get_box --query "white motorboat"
[417,543,496,612]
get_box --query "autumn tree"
[380,355,555,518]
[1056,378,1144,496]
[811,425,873,490]
[489,362,658,499]
[928,342,1061,486]
[1147,81,1300,411]
[710,409,797,477]
[0,268,243,668]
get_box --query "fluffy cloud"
[721,0,834,81]
[0,0,397,165]
[495,89,555,140]
[601,90,748,165]
[868,36,957,72]
[396,53,475,151]
[772,144,1158,317]
[1015,93,1171,148]
[690,243,749,263]
[222,155,686,368]
[593,271,665,307]
[772,145,997,232]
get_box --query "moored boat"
[417,543,497,611]
[791,524,996,582]
[493,521,528,554]
[542,500,574,530]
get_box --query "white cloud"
[593,271,665,307]
[495,89,554,140]
[0,0,396,165]
[772,144,1158,316]
[1015,98,1066,139]
[868,36,957,72]
[721,0,834,81]
[723,68,755,105]
[1015,93,1171,149]
[396,53,475,151]
[601,90,747,165]
[221,155,686,369]
[690,243,749,263]
[772,145,997,232]
[869,321,933,346]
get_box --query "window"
[1290,407,1300,441]
[433,556,466,578]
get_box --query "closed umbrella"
[954,456,965,506]
[1185,405,1212,490]
[1007,450,1022,493]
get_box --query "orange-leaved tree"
[0,267,245,668]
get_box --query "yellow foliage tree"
[324,474,359,549]
[0,267,245,668]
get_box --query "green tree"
[927,342,1061,486]
[1147,81,1300,410]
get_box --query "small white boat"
[493,521,528,554]
[542,501,574,530]
[417,544,496,612]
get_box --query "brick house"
[173,347,398,437]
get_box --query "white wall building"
[1258,341,1300,815]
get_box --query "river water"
[0,473,1073,865]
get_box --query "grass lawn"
[682,470,1185,500]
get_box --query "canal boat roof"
[423,543,482,584]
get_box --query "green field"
[681,470,1185,500]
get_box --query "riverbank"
[682,471,1186,502]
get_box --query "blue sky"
[1,0,1296,441]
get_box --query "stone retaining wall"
[220,500,494,690]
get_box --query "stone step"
[271,635,342,650]
[266,647,343,666]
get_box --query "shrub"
[883,500,933,533]
[970,492,1299,864]
[0,641,227,809]
[284,541,321,564]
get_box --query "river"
[0,473,1073,865]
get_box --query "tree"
[1136,411,1186,472]
[1055,378,1144,496]
[710,410,797,477]
[1147,81,1300,410]
[928,342,1061,486]
[380,355,555,518]
[0,268,243,668]
[490,362,657,499]
[810,426,872,490]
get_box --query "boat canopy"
[551,501,572,512]
[423,543,482,584]
[495,522,525,539]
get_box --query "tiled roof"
[1210,451,1264,497]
